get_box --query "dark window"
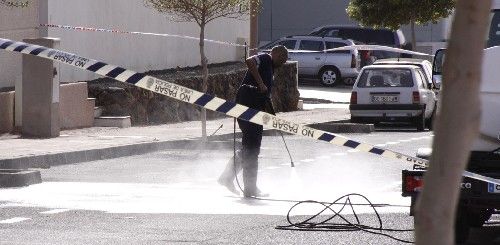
[277,40,297,50]
[325,42,347,49]
[338,28,395,46]
[357,69,414,88]
[325,41,350,54]
[299,40,324,51]
[487,10,500,48]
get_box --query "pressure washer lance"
[265,99,295,168]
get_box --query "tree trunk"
[249,0,259,56]
[411,19,416,51]
[199,24,208,140]
[415,1,491,244]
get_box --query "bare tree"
[145,0,261,140]
[415,0,492,244]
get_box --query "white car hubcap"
[322,71,336,85]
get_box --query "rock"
[87,61,299,126]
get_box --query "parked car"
[373,58,435,89]
[260,35,360,86]
[309,25,407,59]
[349,65,437,131]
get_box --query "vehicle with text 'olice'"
[402,2,500,242]
[349,64,437,131]
[260,35,360,86]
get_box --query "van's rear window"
[357,69,414,88]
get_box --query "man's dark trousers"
[236,85,266,196]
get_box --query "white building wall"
[0,2,40,88]
[46,0,250,83]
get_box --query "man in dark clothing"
[218,45,288,198]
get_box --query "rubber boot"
[218,150,242,195]
[242,148,260,198]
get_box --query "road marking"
[39,209,71,215]
[348,149,360,153]
[398,139,412,143]
[0,217,30,224]
[265,166,281,170]
[386,142,400,145]
[300,159,315,163]
[331,153,348,156]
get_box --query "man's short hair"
[271,45,288,58]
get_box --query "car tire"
[319,67,341,87]
[415,110,425,132]
[343,77,356,86]
[426,105,437,130]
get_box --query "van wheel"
[319,67,341,87]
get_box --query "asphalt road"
[1,80,499,244]
[3,127,498,244]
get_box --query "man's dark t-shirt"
[241,53,274,97]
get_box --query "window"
[415,69,428,89]
[325,42,347,49]
[277,40,297,50]
[357,69,414,88]
[487,10,500,48]
[325,41,350,54]
[299,40,324,51]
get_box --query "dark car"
[309,25,407,59]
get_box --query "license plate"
[372,95,398,103]
[488,183,500,193]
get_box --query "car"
[308,25,407,59]
[259,35,360,86]
[349,65,437,131]
[373,58,435,89]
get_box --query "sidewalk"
[0,108,353,169]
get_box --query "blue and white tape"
[1,37,498,186]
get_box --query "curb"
[0,169,42,188]
[0,139,238,170]
[0,120,369,170]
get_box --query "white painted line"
[332,153,348,156]
[40,209,71,215]
[398,139,412,143]
[300,159,315,163]
[375,144,387,147]
[0,217,31,224]
[265,166,281,170]
[347,149,360,153]
[386,142,400,145]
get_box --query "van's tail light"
[404,175,424,193]
[412,91,420,104]
[350,91,357,104]
[351,54,356,68]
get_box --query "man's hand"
[257,82,268,94]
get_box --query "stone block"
[0,91,15,133]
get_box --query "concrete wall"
[45,0,250,83]
[0,1,40,89]
[258,0,449,46]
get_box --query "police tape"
[1,37,499,186]
[41,24,254,49]
[328,45,434,57]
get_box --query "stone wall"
[88,62,299,125]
